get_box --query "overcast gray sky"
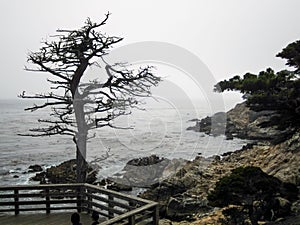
[0,0,300,103]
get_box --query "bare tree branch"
[20,14,161,183]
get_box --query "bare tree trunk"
[74,97,88,183]
[76,139,87,183]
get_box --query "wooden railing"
[0,183,159,225]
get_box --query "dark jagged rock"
[30,171,46,182]
[126,154,164,166]
[187,112,227,136]
[188,118,200,122]
[31,159,97,184]
[28,164,43,173]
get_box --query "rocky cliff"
[143,103,300,224]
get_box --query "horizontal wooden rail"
[0,183,159,225]
[0,183,84,191]
[99,202,158,225]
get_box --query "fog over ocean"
[0,99,247,186]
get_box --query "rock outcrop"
[141,135,300,223]
[208,166,298,224]
[187,102,293,142]
[28,164,43,173]
[108,155,187,189]
[152,102,300,223]
[140,156,214,218]
[31,159,97,184]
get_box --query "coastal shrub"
[208,166,298,223]
[220,206,250,225]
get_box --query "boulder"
[140,156,212,216]
[166,194,211,220]
[111,155,187,188]
[126,154,164,166]
[31,159,97,184]
[31,171,47,183]
[28,164,43,173]
[187,112,226,136]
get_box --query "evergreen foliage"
[214,40,300,129]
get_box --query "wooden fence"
[0,183,159,225]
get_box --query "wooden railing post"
[86,188,92,213]
[108,194,114,218]
[76,186,82,213]
[129,215,135,225]
[153,205,159,225]
[45,188,50,214]
[14,189,19,215]
[129,200,135,208]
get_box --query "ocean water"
[0,99,247,186]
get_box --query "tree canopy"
[214,40,300,129]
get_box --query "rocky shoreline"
[144,102,300,224]
[27,102,300,224]
[29,155,187,192]
[141,137,300,224]
[30,159,97,184]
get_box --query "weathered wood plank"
[99,203,157,225]
[135,211,153,223]
[0,199,77,206]
[0,212,104,225]
[0,183,85,191]
[84,184,153,205]
[90,201,125,215]
[14,189,19,215]
[0,192,78,199]
[85,192,133,210]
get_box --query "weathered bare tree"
[19,13,161,183]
